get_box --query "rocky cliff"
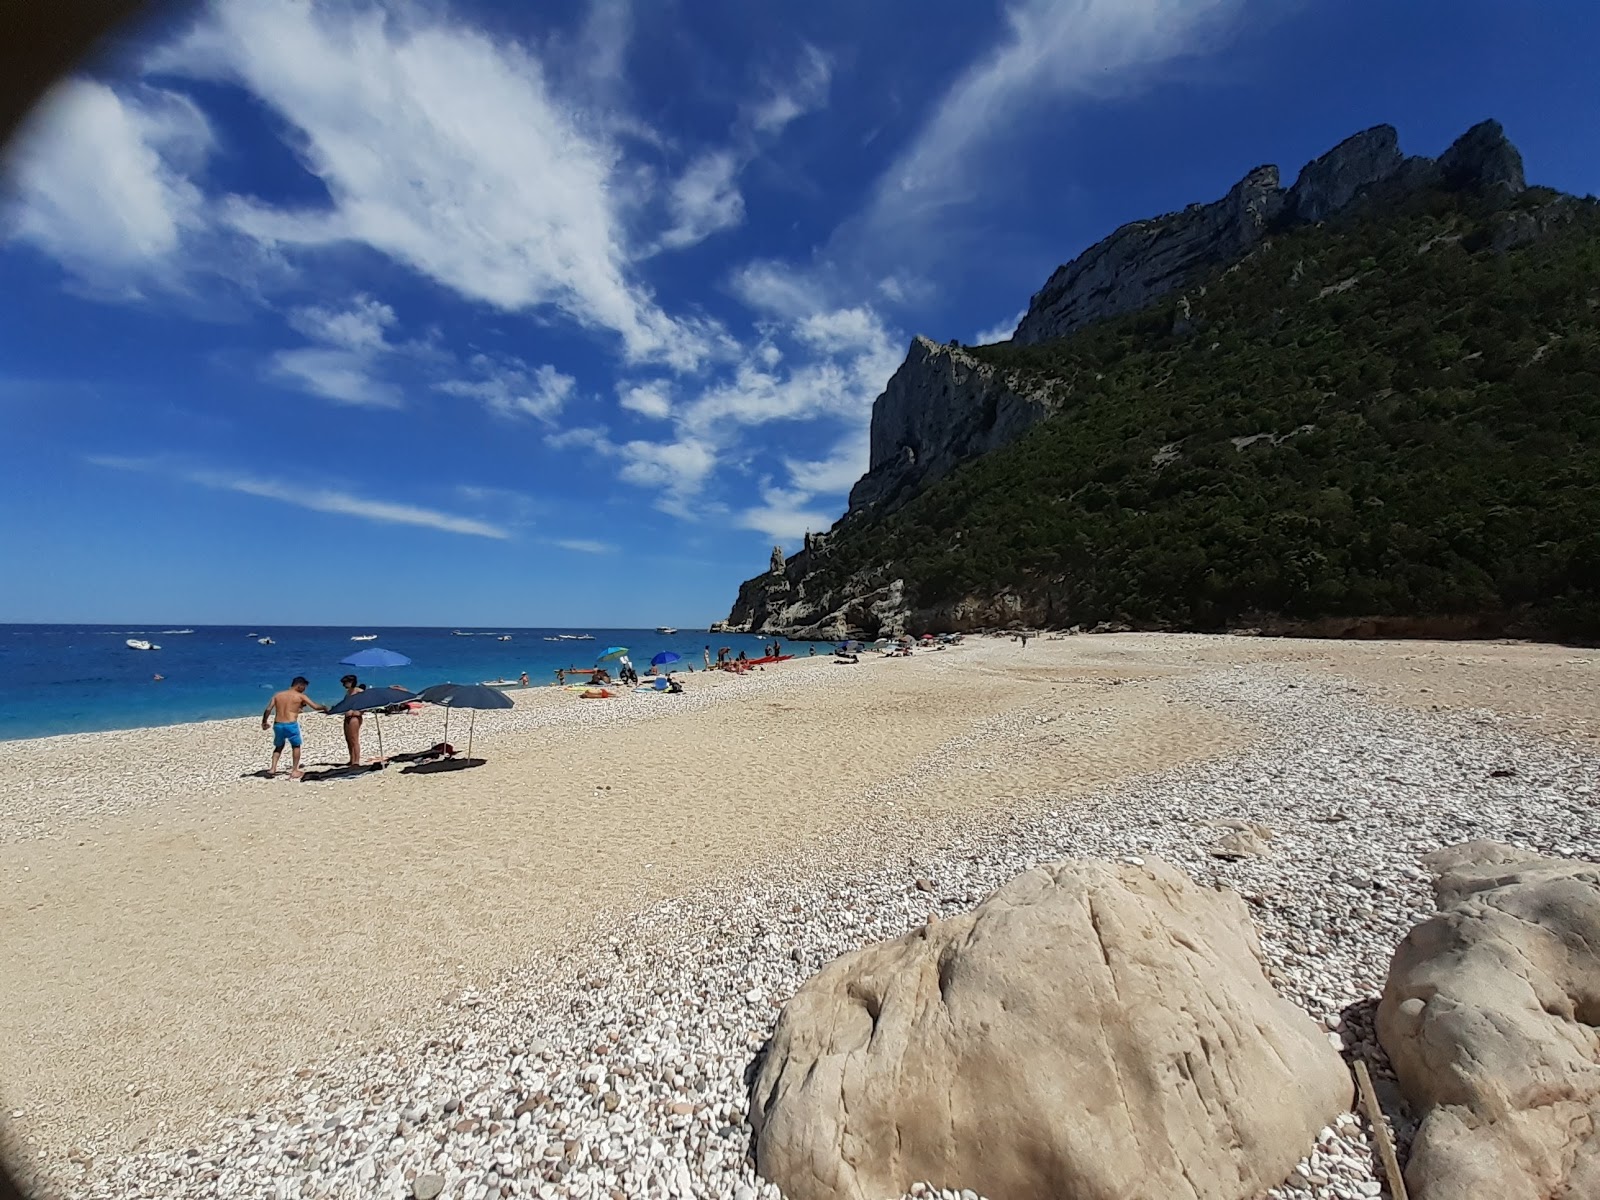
[1012,121,1524,345]
[719,119,1590,640]
[845,336,1060,518]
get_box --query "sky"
[1,0,1596,627]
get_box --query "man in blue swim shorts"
[262,675,328,778]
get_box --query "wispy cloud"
[147,0,722,369]
[438,355,575,422]
[736,485,831,541]
[746,45,832,135]
[550,537,616,555]
[658,150,745,250]
[89,455,509,538]
[855,0,1248,246]
[972,308,1026,345]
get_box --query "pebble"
[51,668,1600,1200]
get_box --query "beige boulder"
[748,858,1351,1200]
[1377,841,1600,1200]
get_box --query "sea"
[0,625,828,740]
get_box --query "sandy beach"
[2,632,1597,1199]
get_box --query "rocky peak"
[1438,119,1525,192]
[1284,124,1404,223]
[1011,119,1528,347]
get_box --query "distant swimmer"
[262,676,327,779]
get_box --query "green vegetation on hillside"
[816,186,1600,637]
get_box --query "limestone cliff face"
[1013,121,1523,345]
[1011,163,1285,347]
[846,336,1059,518]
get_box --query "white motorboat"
[258,637,274,645]
[656,626,678,635]
[482,678,521,689]
[497,635,512,641]
[125,638,159,651]
[350,634,378,641]
[162,629,194,635]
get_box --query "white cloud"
[973,309,1026,345]
[274,346,402,408]
[152,0,716,368]
[728,259,830,319]
[274,294,404,406]
[618,437,716,493]
[784,437,869,495]
[659,150,745,250]
[438,355,575,422]
[551,537,616,555]
[737,486,831,541]
[747,45,832,135]
[618,380,673,419]
[793,306,892,356]
[4,79,212,288]
[89,455,508,538]
[856,0,1247,242]
[544,425,616,453]
[288,294,396,351]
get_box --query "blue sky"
[1,0,1596,627]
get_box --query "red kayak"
[740,654,794,667]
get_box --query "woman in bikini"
[340,674,365,766]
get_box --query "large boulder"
[748,858,1351,1200]
[1376,841,1600,1200]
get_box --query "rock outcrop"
[847,336,1058,517]
[749,858,1351,1200]
[1376,841,1600,1200]
[1010,164,1284,347]
[1013,120,1523,346]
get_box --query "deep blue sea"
[0,625,824,740]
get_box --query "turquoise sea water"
[0,625,824,740]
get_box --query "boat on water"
[125,638,160,651]
[482,678,521,689]
[258,637,275,645]
[555,633,595,641]
[452,630,473,637]
[350,634,378,641]
[162,629,194,635]
[497,635,512,641]
[656,626,678,635]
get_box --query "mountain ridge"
[718,119,1599,641]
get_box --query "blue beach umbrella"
[598,646,629,661]
[650,651,681,668]
[340,646,413,669]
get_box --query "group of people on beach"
[260,674,370,778]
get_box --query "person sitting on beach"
[339,674,365,766]
[736,649,748,663]
[592,667,613,685]
[667,675,684,694]
[262,676,327,779]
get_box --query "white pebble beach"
[2,632,1597,1200]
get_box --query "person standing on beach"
[262,676,327,778]
[339,674,364,766]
